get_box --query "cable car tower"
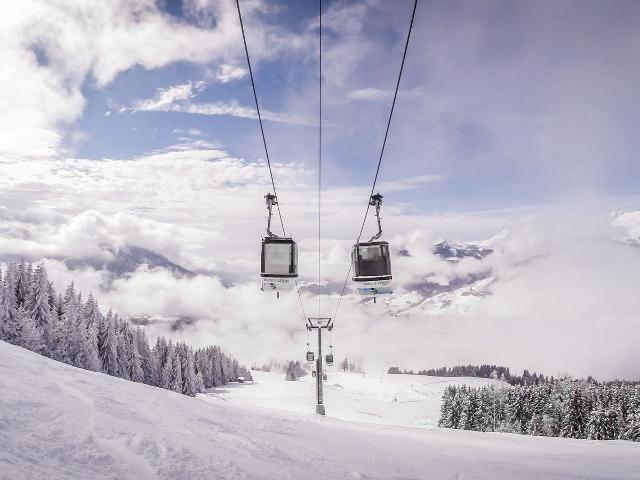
[306,317,333,415]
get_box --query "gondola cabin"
[261,237,298,293]
[352,241,392,296]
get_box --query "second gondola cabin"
[261,237,298,292]
[351,240,392,296]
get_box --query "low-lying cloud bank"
[1,151,640,379]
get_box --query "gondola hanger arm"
[265,193,278,238]
[368,193,383,242]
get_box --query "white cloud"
[187,128,205,137]
[178,101,314,125]
[0,0,310,160]
[378,174,446,192]
[347,88,391,102]
[2,140,640,377]
[215,63,247,83]
[127,81,313,125]
[131,81,205,112]
[347,86,423,103]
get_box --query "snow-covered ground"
[202,370,502,428]
[1,341,639,480]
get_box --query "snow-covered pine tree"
[182,348,198,396]
[285,361,300,381]
[0,264,20,343]
[623,412,640,442]
[438,386,455,427]
[0,285,12,343]
[340,357,349,372]
[231,358,241,380]
[561,386,588,439]
[83,294,103,368]
[196,348,214,388]
[529,412,544,436]
[460,389,479,431]
[47,280,57,311]
[134,327,155,385]
[0,277,7,342]
[586,406,609,440]
[605,407,619,440]
[220,351,231,383]
[494,387,510,430]
[128,334,144,383]
[161,345,175,390]
[504,388,523,433]
[97,308,109,367]
[195,370,206,394]
[449,386,465,429]
[210,346,223,387]
[25,263,53,353]
[622,387,640,441]
[475,387,494,432]
[154,336,169,372]
[59,287,83,367]
[15,261,30,307]
[542,384,565,436]
[99,310,119,376]
[17,306,45,354]
[116,318,131,380]
[74,293,100,372]
[149,349,161,387]
[527,385,547,436]
[170,352,183,393]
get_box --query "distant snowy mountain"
[433,241,494,260]
[300,241,495,306]
[374,240,495,316]
[611,211,640,246]
[64,244,194,279]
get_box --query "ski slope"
[1,341,639,480]
[202,370,502,428]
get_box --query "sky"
[2,0,640,379]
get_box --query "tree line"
[255,357,363,374]
[388,364,551,386]
[438,381,640,442]
[284,361,307,381]
[0,261,251,397]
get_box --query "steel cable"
[332,0,418,323]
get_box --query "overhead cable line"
[318,0,323,318]
[332,0,419,323]
[236,0,308,320]
[235,0,286,237]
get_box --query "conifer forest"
[439,382,640,441]
[0,261,251,397]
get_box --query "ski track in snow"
[1,341,639,480]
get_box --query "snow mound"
[1,341,639,480]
